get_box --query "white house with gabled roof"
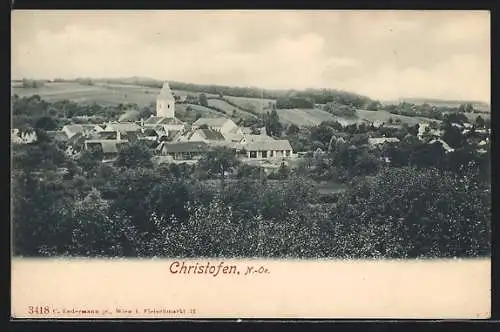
[192,117,239,136]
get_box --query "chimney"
[117,130,121,141]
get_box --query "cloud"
[336,53,490,102]
[433,11,490,44]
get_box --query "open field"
[273,108,440,127]
[12,82,158,106]
[356,109,441,125]
[276,108,336,126]
[225,95,276,113]
[206,98,257,119]
[175,103,223,121]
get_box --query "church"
[142,82,186,135]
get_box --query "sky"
[11,10,490,103]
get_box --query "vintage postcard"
[11,10,491,319]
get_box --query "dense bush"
[12,149,491,258]
[326,167,490,258]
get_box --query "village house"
[368,137,400,148]
[104,122,142,141]
[239,130,273,144]
[428,139,454,153]
[177,127,226,144]
[62,124,102,139]
[46,130,68,143]
[238,139,294,160]
[139,128,160,142]
[84,139,129,162]
[142,116,185,133]
[192,117,239,136]
[11,128,37,144]
[417,122,441,141]
[222,127,245,142]
[156,141,210,162]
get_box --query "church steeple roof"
[158,82,174,100]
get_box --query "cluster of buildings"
[11,81,491,165]
[19,82,296,165]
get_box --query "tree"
[139,106,154,120]
[323,102,357,118]
[114,142,153,168]
[441,123,465,149]
[198,93,208,107]
[69,188,140,257]
[34,116,58,131]
[443,112,468,125]
[264,109,283,137]
[286,124,300,136]
[310,123,336,147]
[475,115,486,128]
[199,147,240,180]
[459,103,474,113]
[77,149,104,176]
[276,163,290,179]
[236,164,261,179]
[366,101,381,111]
[331,167,490,258]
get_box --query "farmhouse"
[368,137,400,149]
[192,118,239,136]
[428,139,454,153]
[95,130,120,140]
[62,124,102,139]
[84,139,129,162]
[46,130,68,143]
[11,129,37,144]
[105,122,141,134]
[156,141,210,161]
[143,116,185,133]
[240,132,273,144]
[104,122,142,141]
[222,127,245,142]
[417,123,442,141]
[178,127,226,143]
[239,140,294,160]
[368,137,400,146]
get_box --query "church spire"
[159,82,174,100]
[156,81,175,118]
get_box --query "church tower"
[156,82,175,118]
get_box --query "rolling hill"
[12,80,488,128]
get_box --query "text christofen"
[169,261,270,277]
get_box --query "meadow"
[224,95,276,113]
[206,98,257,119]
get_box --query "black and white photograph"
[11,10,491,319]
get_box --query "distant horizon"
[10,75,491,106]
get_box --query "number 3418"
[28,306,50,314]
